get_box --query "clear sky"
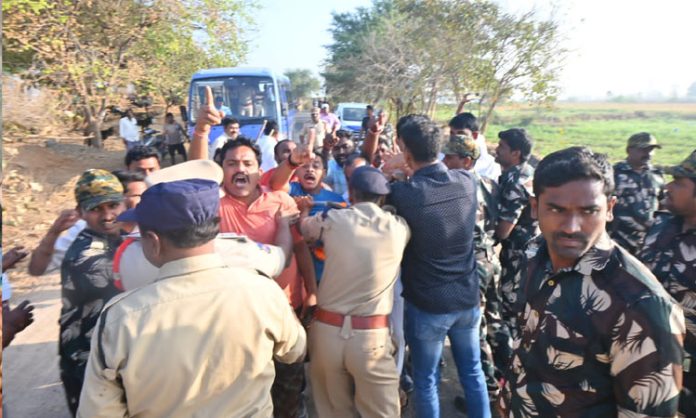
[243,0,696,100]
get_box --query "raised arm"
[361,111,387,163]
[269,129,316,192]
[189,86,224,160]
[28,209,80,276]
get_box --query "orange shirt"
[218,188,305,309]
[259,168,299,189]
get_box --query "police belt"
[315,308,389,329]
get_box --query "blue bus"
[187,67,294,142]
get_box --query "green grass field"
[433,102,696,167]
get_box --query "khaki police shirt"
[77,253,306,418]
[301,202,410,317]
[301,120,328,149]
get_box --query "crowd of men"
[2,88,694,418]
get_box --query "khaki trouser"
[309,321,400,418]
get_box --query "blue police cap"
[117,179,219,231]
[349,166,390,195]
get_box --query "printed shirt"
[59,229,123,369]
[387,162,479,313]
[640,212,696,362]
[473,171,499,255]
[498,162,538,250]
[609,161,665,253]
[508,233,685,417]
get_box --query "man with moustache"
[608,132,665,253]
[77,179,306,418]
[640,150,696,416]
[59,169,125,414]
[506,147,684,417]
[188,87,317,418]
[210,117,241,161]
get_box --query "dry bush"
[2,75,70,136]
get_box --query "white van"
[335,102,368,139]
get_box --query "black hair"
[498,128,533,163]
[396,114,441,163]
[217,136,261,166]
[165,112,174,118]
[336,129,353,140]
[274,139,292,159]
[366,105,374,111]
[222,117,240,128]
[141,217,220,249]
[125,145,160,167]
[449,112,479,132]
[533,146,614,198]
[264,120,279,136]
[111,169,146,189]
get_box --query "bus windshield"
[189,76,277,124]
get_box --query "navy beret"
[349,166,390,195]
[117,179,219,231]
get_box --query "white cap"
[145,159,223,188]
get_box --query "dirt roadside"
[2,135,466,417]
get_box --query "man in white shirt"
[119,109,140,151]
[209,118,240,161]
[256,120,280,172]
[449,113,501,181]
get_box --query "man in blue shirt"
[387,114,490,418]
[289,155,346,282]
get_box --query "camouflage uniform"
[639,151,696,415]
[507,233,685,417]
[609,133,665,254]
[497,162,538,340]
[60,169,124,414]
[609,161,664,253]
[444,135,509,397]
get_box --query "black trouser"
[60,357,85,417]
[167,143,187,164]
[680,370,696,416]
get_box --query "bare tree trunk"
[480,95,499,135]
[88,118,104,148]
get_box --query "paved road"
[3,274,466,417]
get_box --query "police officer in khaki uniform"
[298,166,410,418]
[78,179,306,418]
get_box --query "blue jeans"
[405,301,490,418]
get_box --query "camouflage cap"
[666,149,696,179]
[627,132,661,149]
[442,134,480,160]
[74,169,124,211]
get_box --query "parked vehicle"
[335,102,368,139]
[184,67,295,142]
[142,128,166,160]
